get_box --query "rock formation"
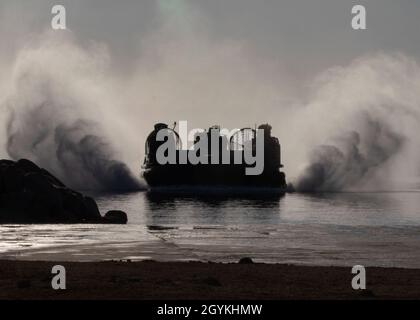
[0,159,127,224]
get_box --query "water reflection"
[93,191,420,227]
[144,191,284,226]
[3,191,420,266]
[145,191,283,208]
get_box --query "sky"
[1,0,420,78]
[1,0,420,189]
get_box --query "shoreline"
[2,259,420,300]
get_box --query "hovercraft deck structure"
[141,123,287,194]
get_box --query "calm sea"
[2,191,420,267]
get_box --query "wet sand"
[1,260,420,300]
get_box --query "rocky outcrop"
[0,159,127,224]
[238,257,254,264]
[103,210,128,224]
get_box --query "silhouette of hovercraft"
[141,123,287,194]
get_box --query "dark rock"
[103,210,128,224]
[0,159,15,166]
[0,158,127,224]
[83,196,102,221]
[16,159,40,173]
[40,168,66,187]
[238,257,254,264]
[2,165,24,192]
[23,172,64,222]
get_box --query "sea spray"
[295,117,405,191]
[293,54,420,191]
[3,33,143,192]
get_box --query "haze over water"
[2,191,420,268]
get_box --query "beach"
[2,260,420,300]
[3,192,420,300]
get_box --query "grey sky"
[1,0,420,78]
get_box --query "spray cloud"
[293,54,420,191]
[3,32,143,191]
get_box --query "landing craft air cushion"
[141,123,287,194]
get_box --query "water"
[1,191,420,267]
